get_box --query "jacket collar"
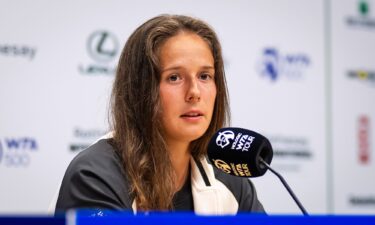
[132,156,238,215]
[190,157,238,215]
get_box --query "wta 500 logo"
[0,137,38,167]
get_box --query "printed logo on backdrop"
[0,44,36,60]
[0,137,38,167]
[347,70,375,85]
[346,0,375,29]
[268,135,312,172]
[78,30,119,76]
[256,48,311,82]
[349,195,375,207]
[0,141,2,164]
[358,115,371,165]
[69,127,106,152]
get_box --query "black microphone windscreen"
[207,127,273,177]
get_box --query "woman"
[55,14,264,214]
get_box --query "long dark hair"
[110,14,230,210]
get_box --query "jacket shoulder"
[67,139,123,173]
[56,139,132,212]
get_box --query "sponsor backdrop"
[0,0,373,215]
[331,0,375,214]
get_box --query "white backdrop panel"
[331,0,375,214]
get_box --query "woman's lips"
[180,111,204,121]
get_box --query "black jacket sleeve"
[55,139,133,213]
[238,179,265,213]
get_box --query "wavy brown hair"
[110,14,230,211]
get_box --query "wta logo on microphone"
[216,130,255,152]
[213,159,252,177]
[216,130,235,148]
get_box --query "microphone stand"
[259,158,309,216]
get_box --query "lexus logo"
[87,31,119,63]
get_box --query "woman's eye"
[168,74,180,82]
[199,73,213,81]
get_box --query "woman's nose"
[185,79,201,103]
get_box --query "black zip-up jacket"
[55,138,265,214]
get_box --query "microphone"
[207,127,308,215]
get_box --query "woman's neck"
[166,141,191,192]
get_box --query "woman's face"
[159,32,217,146]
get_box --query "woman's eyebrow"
[161,66,182,72]
[162,65,214,72]
[201,66,215,70]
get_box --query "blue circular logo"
[0,140,3,164]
